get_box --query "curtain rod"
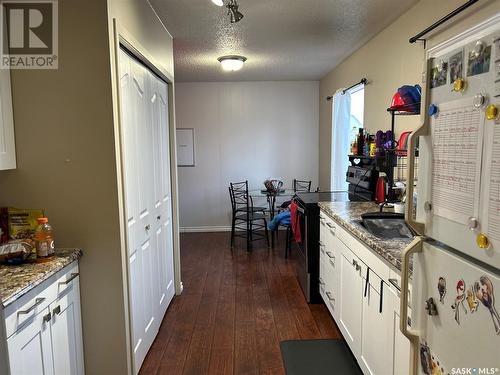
[409,0,479,46]
[326,78,367,101]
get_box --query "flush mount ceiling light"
[217,55,247,71]
[226,0,244,23]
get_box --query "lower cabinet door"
[359,278,393,375]
[7,308,54,375]
[50,280,84,375]
[391,292,411,375]
[338,247,363,356]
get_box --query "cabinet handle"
[364,268,370,297]
[325,291,335,302]
[352,259,361,271]
[388,278,402,292]
[157,215,161,220]
[379,280,384,314]
[326,251,335,259]
[319,241,324,247]
[17,298,45,316]
[326,222,335,230]
[145,224,151,231]
[53,305,61,316]
[59,273,79,286]
[43,313,51,324]
[319,278,325,286]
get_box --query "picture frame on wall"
[176,128,196,167]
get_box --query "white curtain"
[330,90,351,191]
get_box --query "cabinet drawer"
[335,223,391,281]
[5,262,79,338]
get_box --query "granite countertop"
[318,201,413,274]
[0,248,82,308]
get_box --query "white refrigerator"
[401,14,500,375]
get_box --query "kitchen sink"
[358,212,414,240]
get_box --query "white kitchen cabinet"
[119,48,175,374]
[338,243,363,356]
[389,289,411,375]
[319,209,411,375]
[319,213,340,319]
[359,270,393,375]
[7,308,54,375]
[4,262,84,375]
[49,277,85,375]
[0,67,16,170]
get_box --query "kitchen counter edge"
[318,201,413,275]
[0,248,83,308]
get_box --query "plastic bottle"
[34,218,55,258]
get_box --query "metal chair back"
[293,179,312,193]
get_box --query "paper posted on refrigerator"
[430,97,484,224]
[485,107,500,241]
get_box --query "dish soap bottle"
[34,218,55,258]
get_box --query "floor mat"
[280,339,363,375]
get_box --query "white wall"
[176,81,319,230]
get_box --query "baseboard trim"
[180,226,286,233]
[180,226,232,233]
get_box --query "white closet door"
[119,49,147,368]
[146,72,163,334]
[119,48,174,374]
[157,78,175,308]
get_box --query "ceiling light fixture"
[211,0,223,6]
[217,55,247,71]
[226,0,244,23]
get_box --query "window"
[330,84,365,191]
[349,85,364,131]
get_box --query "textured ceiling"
[149,0,419,82]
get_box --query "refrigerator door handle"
[400,236,424,375]
[405,59,432,235]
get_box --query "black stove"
[293,191,348,303]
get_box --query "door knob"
[145,224,151,231]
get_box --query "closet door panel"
[119,48,174,374]
[119,51,141,254]
[157,78,175,303]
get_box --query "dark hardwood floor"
[139,232,342,375]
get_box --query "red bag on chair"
[290,200,302,243]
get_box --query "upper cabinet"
[0,67,16,170]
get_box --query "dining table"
[248,188,296,218]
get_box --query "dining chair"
[229,182,270,251]
[279,179,310,257]
[293,179,312,193]
[229,181,267,214]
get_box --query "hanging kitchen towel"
[290,200,302,243]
